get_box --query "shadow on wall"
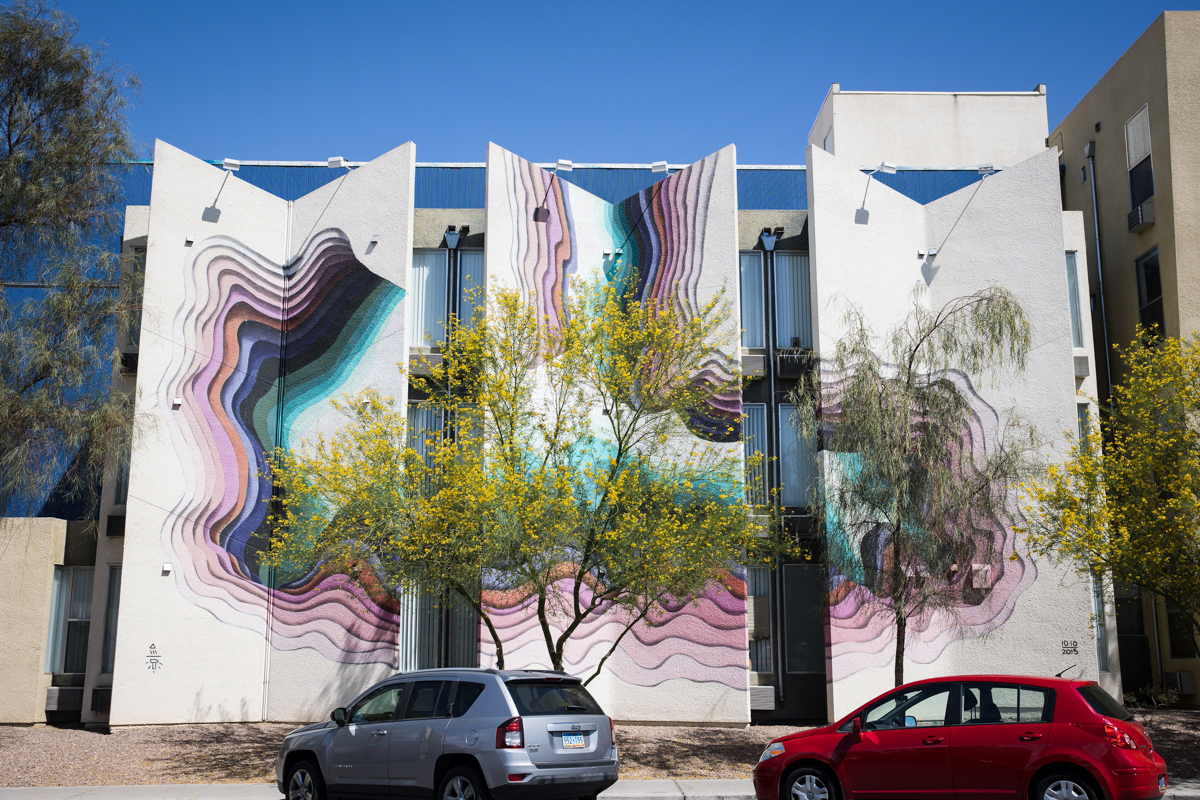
[285,659,382,724]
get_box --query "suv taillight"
[497,717,524,749]
[609,715,615,745]
[1074,722,1137,750]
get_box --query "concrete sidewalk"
[1,778,1197,800]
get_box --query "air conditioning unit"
[1128,200,1155,233]
[775,350,813,379]
[1165,671,1196,695]
[750,685,776,711]
[46,686,83,711]
[741,354,766,379]
[409,350,444,376]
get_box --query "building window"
[1167,600,1198,659]
[458,249,485,327]
[1114,582,1143,635]
[739,252,765,348]
[1135,248,1164,333]
[774,253,811,349]
[101,566,121,674]
[410,249,449,348]
[778,404,814,508]
[743,404,767,506]
[112,451,130,507]
[747,566,772,673]
[1125,105,1154,208]
[1066,252,1084,348]
[1077,403,1090,442]
[1091,571,1109,672]
[46,566,93,674]
[407,404,444,467]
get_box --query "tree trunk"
[894,612,906,687]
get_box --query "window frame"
[739,251,766,349]
[1066,251,1084,349]
[400,679,452,720]
[409,248,450,348]
[849,682,955,731]
[348,681,407,725]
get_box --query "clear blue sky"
[66,0,1199,166]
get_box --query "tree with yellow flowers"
[268,279,767,682]
[1026,331,1200,653]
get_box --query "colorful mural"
[159,229,406,665]
[485,145,747,695]
[493,146,742,443]
[821,370,1037,678]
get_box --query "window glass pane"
[774,253,811,349]
[69,567,94,621]
[63,620,90,673]
[778,404,813,507]
[1077,404,1090,442]
[1125,106,1152,169]
[1136,249,1164,333]
[1066,252,1084,348]
[743,404,767,506]
[783,564,823,673]
[452,682,486,717]
[350,684,402,723]
[409,249,448,347]
[506,682,603,715]
[45,566,68,673]
[112,451,130,506]
[961,684,1051,724]
[101,566,122,674]
[459,250,485,327]
[740,252,765,348]
[1091,572,1109,671]
[749,639,772,673]
[408,405,443,468]
[1129,156,1155,208]
[863,685,950,729]
[404,680,449,719]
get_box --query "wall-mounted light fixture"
[534,159,572,223]
[184,236,194,246]
[445,226,461,249]
[877,161,897,174]
[172,396,183,408]
[977,163,995,175]
[650,161,669,173]
[328,156,348,169]
[918,247,939,258]
[162,563,173,575]
[222,158,240,172]
[760,227,779,251]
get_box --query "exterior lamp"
[651,161,669,173]
[534,159,572,223]
[222,158,240,172]
[328,156,348,169]
[445,226,461,249]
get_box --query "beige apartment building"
[1051,10,1200,704]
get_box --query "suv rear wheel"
[439,765,491,800]
[286,759,326,800]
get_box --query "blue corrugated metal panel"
[874,170,984,204]
[232,165,347,201]
[118,163,154,205]
[558,168,664,204]
[738,170,807,210]
[415,166,485,208]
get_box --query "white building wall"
[111,141,414,724]
[807,144,1104,719]
[808,85,1049,168]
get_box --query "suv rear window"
[506,681,603,716]
[1077,684,1133,721]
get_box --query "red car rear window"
[1077,684,1133,721]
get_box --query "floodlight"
[878,162,897,174]
[650,161,669,173]
[222,158,240,171]
[328,156,348,169]
[556,159,573,172]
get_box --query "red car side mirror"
[851,717,862,739]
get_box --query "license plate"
[562,733,586,749]
[1159,776,1166,792]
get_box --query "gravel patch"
[0,712,1194,787]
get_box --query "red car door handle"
[1019,732,1042,741]
[923,736,943,744]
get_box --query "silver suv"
[275,668,619,800]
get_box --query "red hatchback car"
[753,675,1167,800]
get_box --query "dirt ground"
[0,713,1194,788]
